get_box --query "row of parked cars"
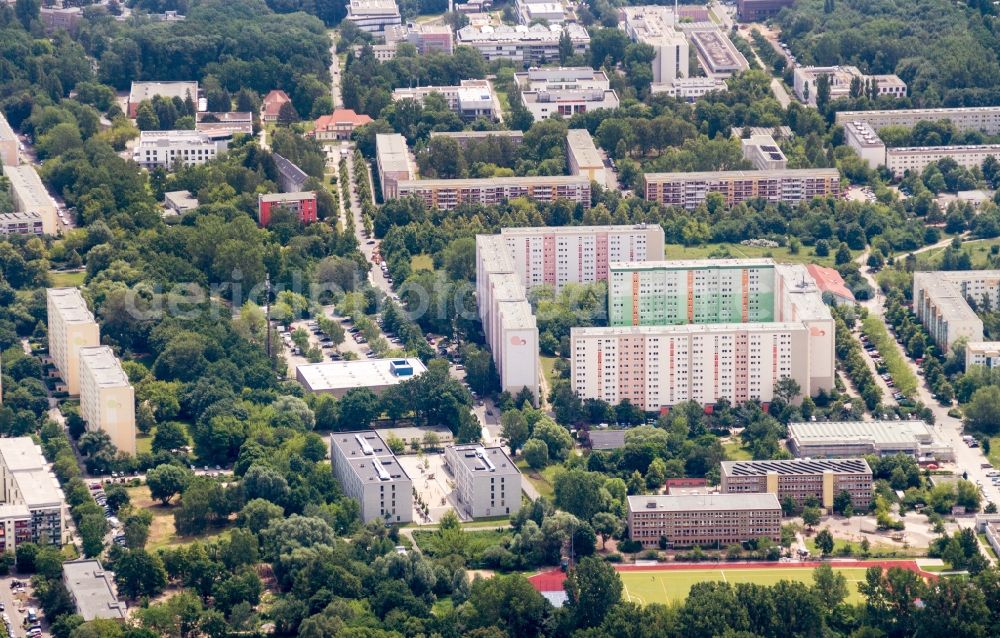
[859,333,908,401]
[4,584,40,636]
[90,483,124,547]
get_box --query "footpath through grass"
[861,315,918,397]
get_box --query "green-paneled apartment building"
[608,259,776,327]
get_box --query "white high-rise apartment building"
[46,288,100,395]
[913,270,1000,352]
[620,6,689,87]
[78,346,136,456]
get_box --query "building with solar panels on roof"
[720,458,873,510]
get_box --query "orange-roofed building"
[806,264,855,305]
[262,90,292,122]
[311,109,374,141]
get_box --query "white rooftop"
[627,492,781,512]
[47,287,96,324]
[297,357,427,392]
[78,346,131,388]
[788,420,940,446]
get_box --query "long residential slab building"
[396,175,592,211]
[787,420,953,461]
[913,270,1000,352]
[643,168,841,209]
[0,112,17,166]
[47,287,100,395]
[720,458,874,510]
[444,445,522,519]
[843,119,1000,177]
[571,260,835,410]
[627,493,782,548]
[835,106,1000,135]
[456,23,590,65]
[330,431,412,523]
[476,224,665,400]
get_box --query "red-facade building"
[258,191,317,226]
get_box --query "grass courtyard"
[618,567,870,605]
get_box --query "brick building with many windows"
[720,458,873,510]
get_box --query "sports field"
[619,566,869,605]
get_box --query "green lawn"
[978,533,999,560]
[803,536,920,558]
[723,440,752,461]
[411,254,434,272]
[540,356,563,390]
[662,243,852,268]
[49,270,85,287]
[861,315,918,397]
[516,459,560,500]
[917,237,1000,269]
[621,567,870,604]
[136,432,153,456]
[989,438,1000,469]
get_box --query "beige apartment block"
[330,431,413,523]
[913,270,1000,352]
[0,437,66,550]
[79,346,136,456]
[444,445,522,519]
[46,288,100,395]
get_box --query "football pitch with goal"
[619,567,869,605]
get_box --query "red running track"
[527,559,934,592]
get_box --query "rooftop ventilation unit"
[355,433,375,456]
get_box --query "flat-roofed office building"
[296,358,427,397]
[643,169,841,209]
[62,560,126,621]
[375,133,414,200]
[444,445,522,519]
[456,23,590,65]
[128,81,198,118]
[330,431,412,523]
[721,458,873,510]
[627,493,781,548]
[787,420,953,461]
[46,287,100,395]
[566,128,606,185]
[79,346,136,456]
[345,0,401,33]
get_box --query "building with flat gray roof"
[644,168,841,209]
[913,270,1000,353]
[296,358,426,397]
[627,493,781,548]
[62,560,126,621]
[588,430,626,450]
[444,445,521,519]
[330,431,412,523]
[376,133,414,200]
[787,420,953,461]
[4,163,57,234]
[835,106,1000,135]
[0,437,66,551]
[46,287,100,395]
[128,81,198,118]
[0,111,17,166]
[721,458,873,510]
[79,346,136,456]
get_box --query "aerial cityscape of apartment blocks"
[643,169,842,209]
[913,270,1000,352]
[720,458,874,510]
[395,175,591,211]
[78,346,137,456]
[330,431,413,523]
[46,288,100,395]
[627,493,782,548]
[571,260,835,409]
[0,437,67,551]
[607,259,777,327]
[835,106,1000,135]
[499,224,665,290]
[443,445,522,519]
